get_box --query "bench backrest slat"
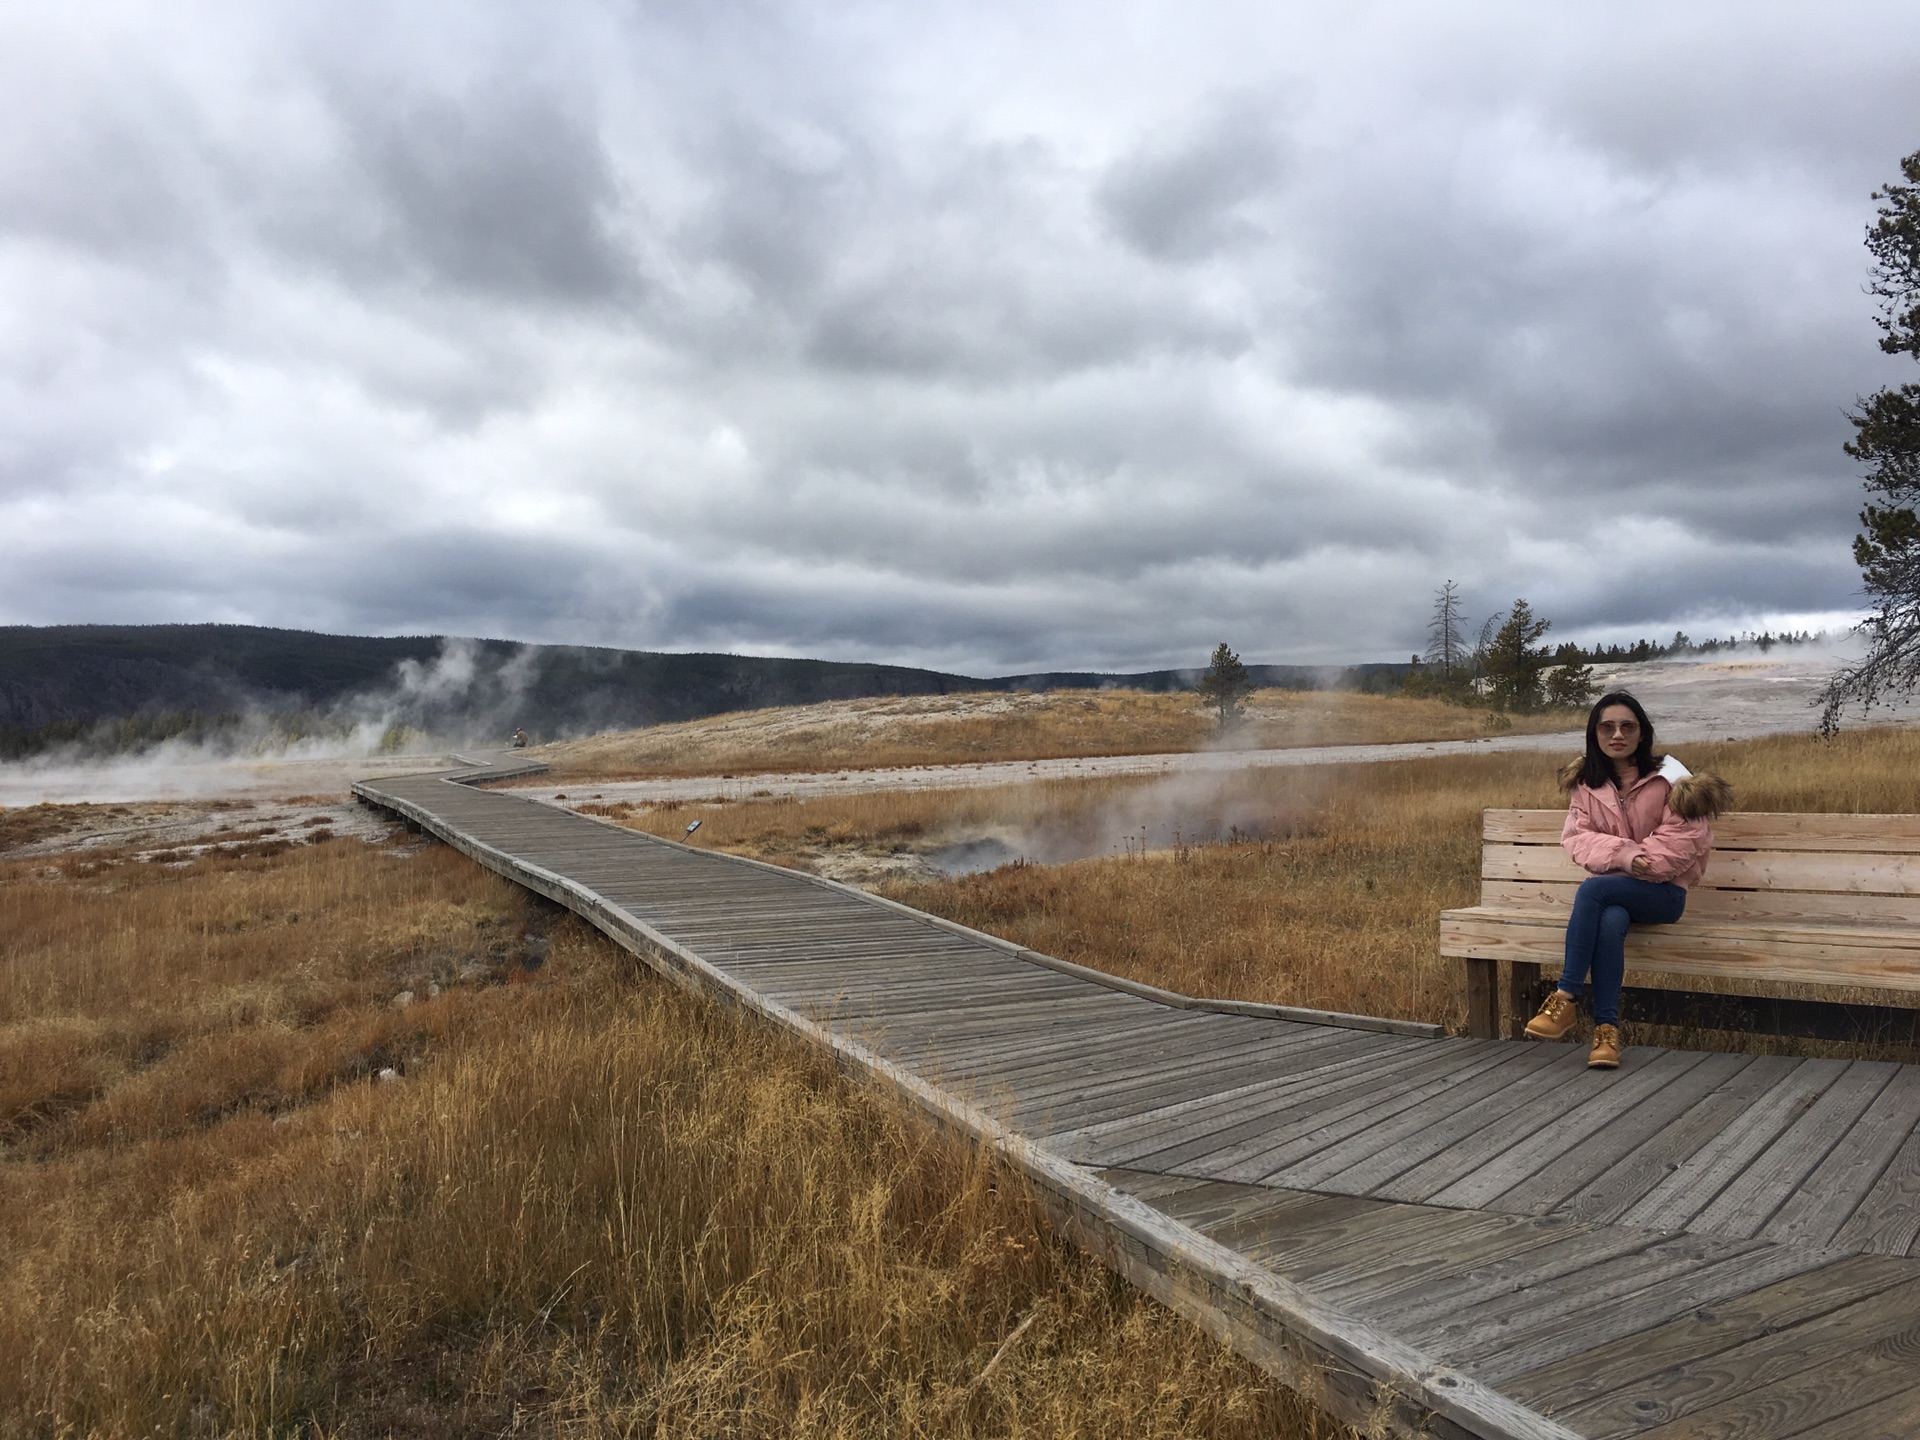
[1485,842,1920,895]
[1484,809,1920,853]
[1479,810,1920,920]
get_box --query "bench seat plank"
[1441,908,1920,992]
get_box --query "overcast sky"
[3,1,1917,673]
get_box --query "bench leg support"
[1466,958,1498,1040]
[1508,962,1543,1040]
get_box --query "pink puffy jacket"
[1559,755,1730,890]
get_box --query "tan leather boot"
[1588,1024,1622,1069]
[1523,990,1578,1041]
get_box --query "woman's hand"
[1629,854,1653,879]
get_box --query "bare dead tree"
[1821,546,1920,734]
[1424,580,1468,683]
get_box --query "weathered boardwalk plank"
[356,758,1920,1439]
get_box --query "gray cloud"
[1,0,1915,673]
[1098,96,1291,262]
[319,86,631,304]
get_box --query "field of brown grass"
[601,727,1920,1038]
[15,723,1915,1432]
[541,687,1574,780]
[1,829,1341,1437]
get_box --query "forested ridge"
[0,624,1368,757]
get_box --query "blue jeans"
[1560,875,1686,1027]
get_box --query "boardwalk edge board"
[354,764,1564,1440]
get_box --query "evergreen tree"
[1823,149,1920,731]
[1544,641,1597,710]
[1196,643,1254,728]
[1482,600,1554,712]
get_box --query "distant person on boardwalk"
[1523,691,1729,1068]
[510,727,529,749]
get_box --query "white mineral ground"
[0,751,456,808]
[0,754,446,857]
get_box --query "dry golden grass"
[19,725,1910,1431]
[0,832,533,1154]
[1,832,1341,1438]
[1703,724,1920,812]
[542,687,1574,780]
[601,727,1920,1037]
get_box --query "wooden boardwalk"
[357,757,1920,1440]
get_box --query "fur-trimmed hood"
[1670,771,1732,820]
[1557,753,1731,819]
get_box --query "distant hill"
[0,626,448,731]
[0,624,1403,758]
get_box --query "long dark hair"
[1579,691,1661,789]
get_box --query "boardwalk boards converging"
[357,757,1920,1440]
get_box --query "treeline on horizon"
[1396,582,1829,715]
[1573,628,1825,664]
[1352,626,1829,699]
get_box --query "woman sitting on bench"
[1523,691,1730,1069]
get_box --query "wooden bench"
[1440,809,1920,1042]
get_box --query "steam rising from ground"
[928,767,1326,874]
[0,752,460,807]
[380,638,545,737]
[0,638,540,804]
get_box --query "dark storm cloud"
[315,86,631,304]
[1097,97,1291,262]
[2,0,1917,671]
